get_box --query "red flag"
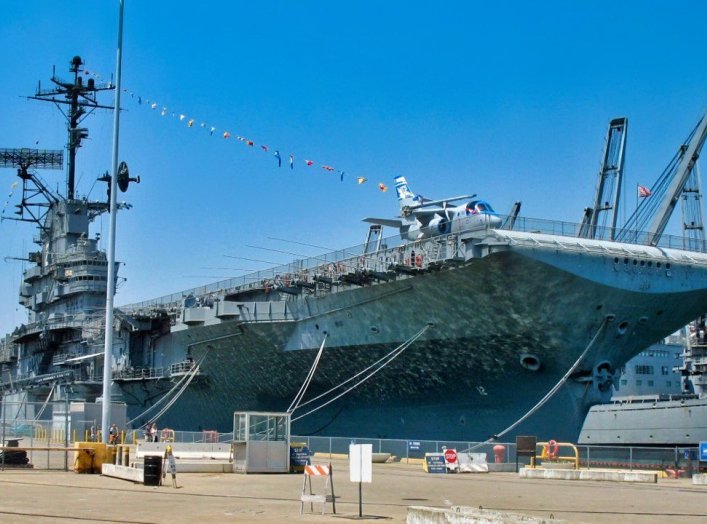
[638,185,652,198]
[223,131,231,139]
[246,140,254,147]
[378,183,388,192]
[322,165,334,171]
[305,160,314,166]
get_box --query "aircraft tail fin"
[394,176,418,210]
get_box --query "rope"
[291,324,431,422]
[465,318,608,452]
[147,349,211,425]
[125,351,208,428]
[33,383,56,421]
[295,324,431,411]
[287,334,327,413]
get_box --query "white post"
[101,0,125,443]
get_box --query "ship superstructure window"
[635,365,654,375]
[636,380,643,386]
[666,381,672,387]
[661,366,670,375]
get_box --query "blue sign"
[425,454,447,474]
[699,442,707,462]
[290,445,311,468]
[408,440,421,452]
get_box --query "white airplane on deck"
[364,176,502,241]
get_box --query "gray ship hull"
[579,396,707,446]
[116,235,707,441]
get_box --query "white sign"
[349,444,372,483]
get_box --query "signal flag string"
[82,68,390,193]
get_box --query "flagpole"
[102,0,125,443]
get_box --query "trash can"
[143,455,162,486]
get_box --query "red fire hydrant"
[493,444,506,463]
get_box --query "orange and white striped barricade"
[300,463,336,515]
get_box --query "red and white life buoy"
[544,440,559,460]
[415,254,423,268]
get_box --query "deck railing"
[120,215,707,311]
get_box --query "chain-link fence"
[289,435,703,474]
[0,396,702,474]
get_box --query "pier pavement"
[0,458,705,523]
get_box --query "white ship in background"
[2,57,707,443]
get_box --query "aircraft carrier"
[2,57,707,442]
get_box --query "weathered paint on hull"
[118,247,707,441]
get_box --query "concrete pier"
[0,458,704,523]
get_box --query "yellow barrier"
[531,441,579,470]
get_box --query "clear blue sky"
[1,0,706,333]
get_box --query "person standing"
[109,423,119,445]
[162,445,178,488]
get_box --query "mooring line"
[465,317,608,452]
[287,333,328,413]
[292,324,432,422]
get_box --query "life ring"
[415,254,423,268]
[544,440,559,460]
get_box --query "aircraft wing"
[412,206,445,216]
[363,217,403,228]
[413,194,474,208]
[411,207,445,226]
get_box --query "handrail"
[119,214,707,311]
[531,441,580,470]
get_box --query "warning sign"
[444,448,458,464]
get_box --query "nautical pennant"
[114,74,395,193]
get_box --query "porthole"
[370,326,380,334]
[657,262,662,268]
[519,353,541,371]
[617,321,629,335]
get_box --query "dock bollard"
[493,445,506,463]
